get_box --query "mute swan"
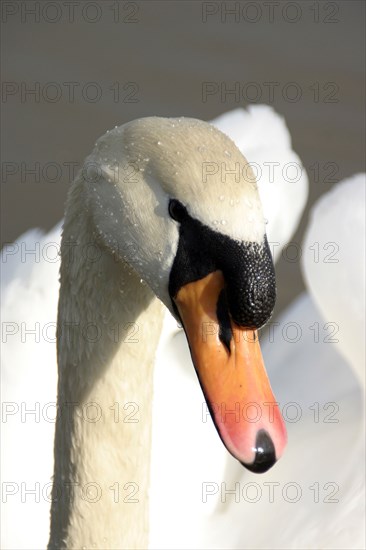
[0,106,308,549]
[49,115,291,548]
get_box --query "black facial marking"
[242,429,276,474]
[169,207,276,329]
[216,289,232,354]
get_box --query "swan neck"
[49,181,165,548]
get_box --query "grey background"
[1,0,365,314]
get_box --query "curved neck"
[49,181,164,549]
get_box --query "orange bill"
[174,270,287,473]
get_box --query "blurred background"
[1,0,365,315]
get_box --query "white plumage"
[1,107,363,549]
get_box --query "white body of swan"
[1,105,315,549]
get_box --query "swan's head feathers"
[85,116,267,312]
[64,116,286,473]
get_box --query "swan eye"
[168,199,187,222]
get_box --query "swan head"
[83,116,287,472]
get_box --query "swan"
[49,115,291,548]
[0,106,308,549]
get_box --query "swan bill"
[174,271,287,472]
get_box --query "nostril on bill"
[241,429,277,474]
[216,289,233,354]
